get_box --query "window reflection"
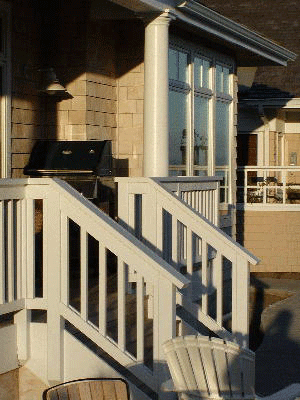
[194,57,210,89]
[168,45,232,201]
[216,64,230,94]
[215,101,229,167]
[169,90,188,175]
[168,48,188,83]
[194,96,209,175]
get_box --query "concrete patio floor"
[251,278,300,396]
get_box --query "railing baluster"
[201,239,208,315]
[186,228,193,299]
[26,199,35,299]
[80,229,88,321]
[0,201,5,304]
[171,215,178,268]
[136,273,144,363]
[128,194,135,235]
[99,244,107,335]
[21,199,27,300]
[195,190,199,213]
[186,228,193,276]
[42,199,47,300]
[283,169,287,204]
[201,190,204,218]
[205,190,209,220]
[215,252,223,326]
[16,200,22,300]
[156,201,163,255]
[118,258,126,351]
[7,200,14,302]
[60,212,69,306]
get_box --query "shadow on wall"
[13,0,144,177]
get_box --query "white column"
[143,11,175,177]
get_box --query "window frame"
[169,37,235,204]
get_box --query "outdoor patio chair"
[43,378,130,400]
[163,335,300,400]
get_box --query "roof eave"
[108,0,297,66]
[176,0,296,66]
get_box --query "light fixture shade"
[39,68,68,96]
[42,79,67,95]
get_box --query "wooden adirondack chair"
[43,378,130,400]
[163,335,300,400]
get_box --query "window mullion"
[209,63,216,177]
[188,54,194,176]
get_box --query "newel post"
[45,188,64,384]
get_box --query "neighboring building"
[0,0,295,398]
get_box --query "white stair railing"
[153,177,220,226]
[0,178,188,397]
[117,177,259,348]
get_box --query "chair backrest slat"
[163,340,189,392]
[163,335,255,400]
[240,350,256,399]
[226,342,243,397]
[174,337,199,391]
[210,338,231,398]
[197,337,219,398]
[184,336,209,398]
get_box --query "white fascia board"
[110,0,296,65]
[240,98,300,109]
[176,0,296,66]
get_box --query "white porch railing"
[0,178,188,397]
[237,166,300,208]
[116,177,259,348]
[152,177,220,226]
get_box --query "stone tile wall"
[11,0,42,178]
[114,20,144,177]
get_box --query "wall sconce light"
[39,68,68,96]
[23,65,69,96]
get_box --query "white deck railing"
[116,177,259,348]
[0,178,188,395]
[153,177,220,226]
[237,166,300,208]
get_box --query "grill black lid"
[24,140,112,176]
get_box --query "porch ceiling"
[108,0,297,67]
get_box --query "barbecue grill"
[24,140,114,209]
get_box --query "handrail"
[117,177,259,348]
[0,178,189,394]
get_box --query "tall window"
[169,42,233,203]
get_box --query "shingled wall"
[199,0,299,96]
